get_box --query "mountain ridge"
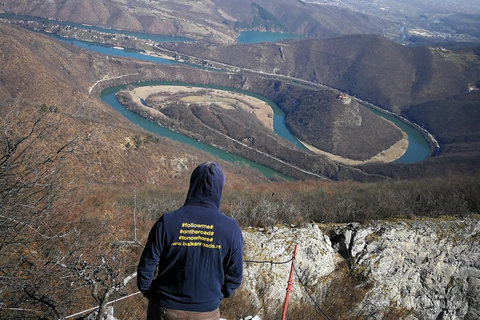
[0,0,393,42]
[163,35,479,111]
[159,34,480,173]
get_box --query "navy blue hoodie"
[137,162,243,312]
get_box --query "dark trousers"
[147,299,220,320]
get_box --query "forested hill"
[0,0,392,40]
[163,35,480,113]
[161,35,480,175]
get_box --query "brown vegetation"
[222,176,480,227]
[2,100,479,319]
[0,0,393,42]
[1,22,480,319]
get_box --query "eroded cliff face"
[242,215,480,320]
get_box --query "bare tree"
[54,193,143,320]
[0,100,78,318]
[1,100,143,319]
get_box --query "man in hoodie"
[137,162,243,320]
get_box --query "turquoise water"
[237,31,305,44]
[0,12,193,43]
[400,26,407,43]
[3,12,430,165]
[367,107,431,163]
[50,34,179,64]
[101,84,294,181]
[174,84,308,150]
[48,34,224,71]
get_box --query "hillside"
[257,82,405,162]
[164,35,480,112]
[161,35,480,176]
[406,91,480,155]
[0,0,394,42]
[1,22,480,320]
[0,23,269,187]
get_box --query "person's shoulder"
[154,208,182,223]
[218,213,241,229]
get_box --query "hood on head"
[185,162,225,209]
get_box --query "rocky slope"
[241,215,480,319]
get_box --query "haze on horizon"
[306,0,480,16]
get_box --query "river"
[101,84,293,180]
[367,107,430,163]
[2,13,432,168]
[47,26,432,165]
[49,34,430,163]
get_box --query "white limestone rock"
[331,216,480,320]
[240,215,480,320]
[242,224,339,310]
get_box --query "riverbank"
[300,131,408,165]
[140,50,176,61]
[128,85,275,130]
[127,85,410,165]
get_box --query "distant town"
[306,0,480,43]
[306,0,480,18]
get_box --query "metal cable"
[293,265,332,320]
[63,291,142,319]
[244,257,293,265]
[63,256,330,319]
[244,256,332,320]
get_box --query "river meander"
[1,13,432,173]
[367,107,430,163]
[101,83,294,180]
[56,29,432,165]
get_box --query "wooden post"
[281,244,298,320]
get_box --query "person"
[137,162,243,320]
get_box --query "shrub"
[222,175,480,227]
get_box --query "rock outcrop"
[242,215,480,320]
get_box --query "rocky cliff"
[241,215,480,319]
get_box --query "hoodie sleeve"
[221,228,244,298]
[137,219,163,292]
